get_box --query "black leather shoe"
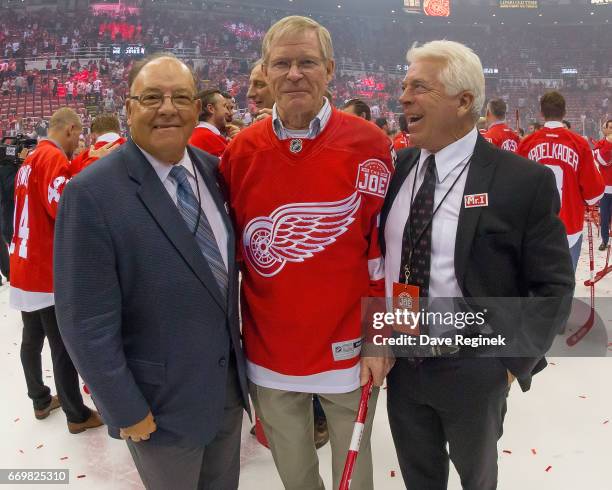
[599,243,608,251]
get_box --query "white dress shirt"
[385,127,478,303]
[138,146,229,271]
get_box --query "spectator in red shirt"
[188,89,230,157]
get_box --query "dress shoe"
[34,395,61,420]
[599,243,608,251]
[67,410,104,434]
[314,418,329,449]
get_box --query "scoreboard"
[499,0,538,8]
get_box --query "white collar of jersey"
[419,127,478,183]
[488,120,506,128]
[272,96,332,141]
[196,121,222,136]
[544,121,564,129]
[136,143,191,183]
[95,132,121,144]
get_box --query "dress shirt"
[385,127,479,303]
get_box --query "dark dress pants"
[127,355,244,490]
[20,306,91,423]
[387,357,510,490]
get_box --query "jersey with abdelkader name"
[518,124,604,245]
[593,138,612,193]
[483,122,520,153]
[220,108,393,394]
[9,139,71,312]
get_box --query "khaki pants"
[250,382,379,490]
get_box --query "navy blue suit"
[54,139,248,448]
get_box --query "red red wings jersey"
[518,125,604,245]
[189,123,227,157]
[483,122,520,153]
[393,131,411,151]
[70,134,126,176]
[593,138,612,192]
[220,109,392,393]
[9,140,71,311]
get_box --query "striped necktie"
[169,165,228,301]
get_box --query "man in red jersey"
[518,91,604,270]
[483,98,520,152]
[9,108,103,432]
[594,119,612,250]
[220,15,394,490]
[188,89,231,156]
[70,113,124,176]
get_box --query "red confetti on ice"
[13,418,19,422]
[549,362,556,365]
[503,449,512,454]
[60,456,68,461]
[604,420,609,425]
[35,444,43,449]
[18,450,24,454]
[531,449,537,455]
[390,470,396,477]
[77,475,86,479]
[579,395,587,399]
[545,466,552,472]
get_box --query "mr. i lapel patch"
[464,193,488,208]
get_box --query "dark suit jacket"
[54,139,249,447]
[380,134,575,391]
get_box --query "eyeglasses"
[128,92,196,109]
[267,58,325,75]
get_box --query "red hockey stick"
[584,214,612,286]
[568,211,595,346]
[338,377,374,490]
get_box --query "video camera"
[0,134,37,167]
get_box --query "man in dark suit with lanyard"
[379,40,574,489]
[54,54,249,489]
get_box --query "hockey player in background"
[9,108,104,433]
[518,91,604,270]
[483,98,520,152]
[593,119,612,250]
[70,113,124,176]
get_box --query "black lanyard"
[402,155,471,284]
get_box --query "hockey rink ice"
[0,241,611,490]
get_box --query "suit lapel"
[125,140,227,311]
[454,135,498,288]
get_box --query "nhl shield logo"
[289,139,303,153]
